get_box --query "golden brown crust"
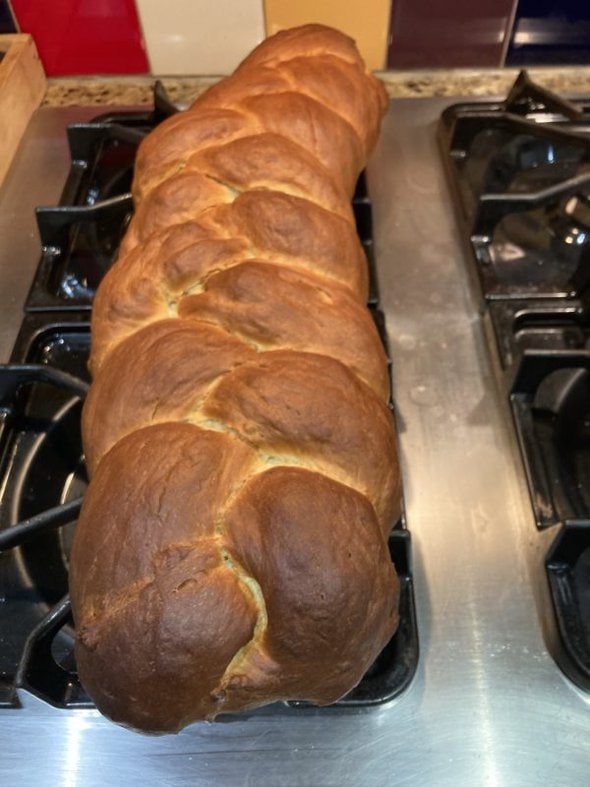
[122,170,233,252]
[178,260,389,397]
[132,107,250,201]
[71,23,400,733]
[203,351,400,532]
[193,23,387,160]
[220,467,399,710]
[185,132,353,219]
[90,192,369,374]
[70,424,260,732]
[72,432,398,729]
[81,320,255,474]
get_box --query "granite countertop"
[42,66,590,107]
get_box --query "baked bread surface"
[70,23,401,733]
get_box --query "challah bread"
[69,23,401,733]
[89,192,370,372]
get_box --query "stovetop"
[0,82,589,785]
[0,90,418,715]
[438,74,590,693]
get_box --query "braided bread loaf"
[69,24,401,733]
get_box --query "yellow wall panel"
[264,0,391,70]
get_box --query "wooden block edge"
[0,34,47,188]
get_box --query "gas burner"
[438,72,590,370]
[441,72,590,695]
[439,70,590,300]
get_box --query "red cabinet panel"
[11,0,149,75]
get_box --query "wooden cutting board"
[0,34,46,188]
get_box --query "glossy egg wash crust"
[69,23,402,734]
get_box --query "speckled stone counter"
[42,76,217,107]
[380,67,590,97]
[41,66,590,107]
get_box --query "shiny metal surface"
[2,100,590,785]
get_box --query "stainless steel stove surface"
[1,90,589,786]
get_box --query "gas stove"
[0,76,589,785]
[439,73,590,693]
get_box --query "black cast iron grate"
[440,71,590,695]
[438,70,590,306]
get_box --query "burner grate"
[440,72,590,696]
[439,70,590,303]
